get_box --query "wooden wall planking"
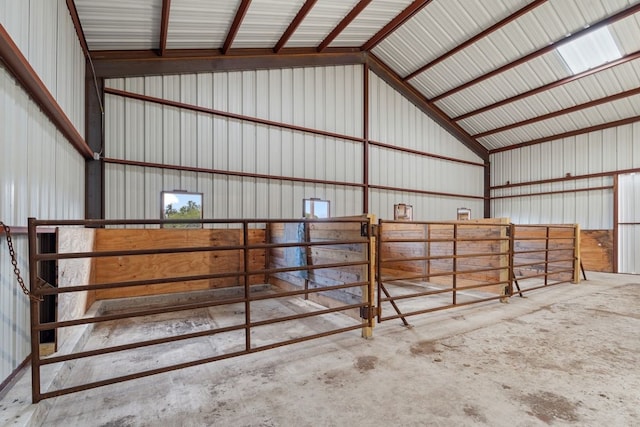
[512,225,576,281]
[57,227,96,349]
[268,217,372,319]
[580,229,614,272]
[93,228,266,299]
[379,219,510,295]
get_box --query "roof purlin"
[429,3,640,103]
[360,0,434,51]
[317,0,371,52]
[403,0,548,81]
[454,50,640,122]
[222,0,252,54]
[274,0,318,53]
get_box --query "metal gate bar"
[28,217,373,402]
[511,224,579,294]
[377,220,512,323]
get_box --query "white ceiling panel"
[72,0,640,152]
[166,0,241,49]
[285,0,360,48]
[330,0,414,47]
[75,0,162,50]
[478,93,640,149]
[233,0,305,48]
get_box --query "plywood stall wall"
[57,228,96,349]
[268,216,371,319]
[92,228,266,300]
[580,230,614,273]
[379,219,510,295]
[512,225,577,282]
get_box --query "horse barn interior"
[1,0,640,425]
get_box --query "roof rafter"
[404,0,547,81]
[274,0,317,53]
[474,85,640,140]
[223,0,252,54]
[489,115,640,154]
[431,2,640,103]
[159,0,171,56]
[455,50,640,122]
[361,0,433,51]
[317,0,371,52]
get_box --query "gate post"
[573,224,581,283]
[362,215,376,338]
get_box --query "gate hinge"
[361,223,369,237]
[360,306,376,320]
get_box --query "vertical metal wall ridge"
[490,122,640,228]
[0,0,86,385]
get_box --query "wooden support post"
[362,214,376,338]
[499,219,511,303]
[573,224,581,283]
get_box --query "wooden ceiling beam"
[431,3,640,103]
[317,0,371,52]
[223,0,252,54]
[274,0,317,53]
[159,0,171,56]
[489,115,640,154]
[361,0,433,51]
[404,0,547,81]
[455,50,640,122]
[367,54,488,161]
[474,85,640,139]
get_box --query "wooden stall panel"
[580,230,614,272]
[268,217,372,319]
[93,228,266,299]
[513,225,576,282]
[378,222,427,279]
[428,219,509,294]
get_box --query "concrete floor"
[2,271,640,426]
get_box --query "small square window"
[161,191,203,228]
[303,198,330,219]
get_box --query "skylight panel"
[557,26,622,75]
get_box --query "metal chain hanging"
[1,221,41,302]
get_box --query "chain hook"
[1,221,42,302]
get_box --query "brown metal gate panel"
[27,217,374,402]
[376,219,512,323]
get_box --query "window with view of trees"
[161,191,203,228]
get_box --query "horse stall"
[511,224,581,294]
[27,216,374,402]
[377,218,511,324]
[376,219,581,324]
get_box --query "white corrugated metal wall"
[368,72,485,220]
[103,66,486,222]
[491,123,640,229]
[619,173,640,274]
[104,66,365,220]
[0,0,86,383]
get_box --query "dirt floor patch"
[410,341,441,356]
[355,356,378,372]
[99,415,137,427]
[519,391,579,423]
[463,404,487,423]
